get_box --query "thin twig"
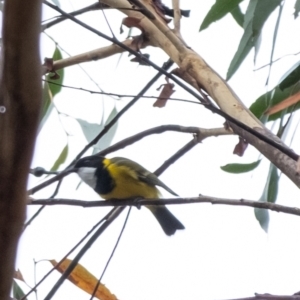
[154,137,198,176]
[29,196,300,217]
[90,207,131,300]
[20,208,118,300]
[43,1,300,163]
[74,59,174,161]
[43,207,125,300]
[43,79,199,105]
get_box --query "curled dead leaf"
[233,137,248,157]
[153,82,175,107]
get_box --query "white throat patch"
[77,167,97,189]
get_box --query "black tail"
[150,206,184,236]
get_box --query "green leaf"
[254,208,269,233]
[93,106,118,153]
[220,160,261,173]
[231,5,244,27]
[279,62,300,90]
[249,85,300,122]
[50,144,69,171]
[50,0,60,8]
[12,280,27,300]
[227,0,282,79]
[46,46,64,97]
[76,119,103,143]
[200,0,244,31]
[255,163,279,232]
[77,107,118,153]
[39,47,64,133]
[38,83,55,133]
[294,0,300,18]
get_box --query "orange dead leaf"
[153,82,175,107]
[50,259,117,300]
[264,91,300,115]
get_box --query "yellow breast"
[101,159,160,200]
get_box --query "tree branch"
[41,38,151,75]
[28,196,300,217]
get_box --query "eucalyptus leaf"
[221,160,261,173]
[294,0,300,18]
[93,106,118,153]
[227,0,282,79]
[13,280,27,300]
[77,106,118,153]
[50,144,69,171]
[200,0,244,31]
[249,85,300,122]
[255,163,279,232]
[50,0,60,7]
[279,62,300,90]
[254,207,269,233]
[46,46,64,97]
[38,82,54,133]
[231,5,244,27]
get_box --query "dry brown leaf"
[233,137,248,157]
[13,269,25,282]
[153,82,175,107]
[50,259,117,300]
[264,91,300,115]
[122,17,144,32]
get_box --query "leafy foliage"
[227,0,282,79]
[199,0,244,31]
[221,159,261,173]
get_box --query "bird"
[74,155,184,236]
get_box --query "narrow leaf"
[93,107,118,153]
[221,160,261,173]
[12,280,27,300]
[50,144,68,171]
[50,259,117,300]
[50,0,60,6]
[76,107,118,154]
[294,0,300,18]
[255,163,279,232]
[264,91,300,116]
[46,46,64,97]
[227,0,282,79]
[254,207,269,233]
[227,20,258,80]
[279,62,300,90]
[231,5,244,27]
[249,85,300,122]
[76,119,103,143]
[200,0,244,31]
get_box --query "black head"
[74,155,105,169]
